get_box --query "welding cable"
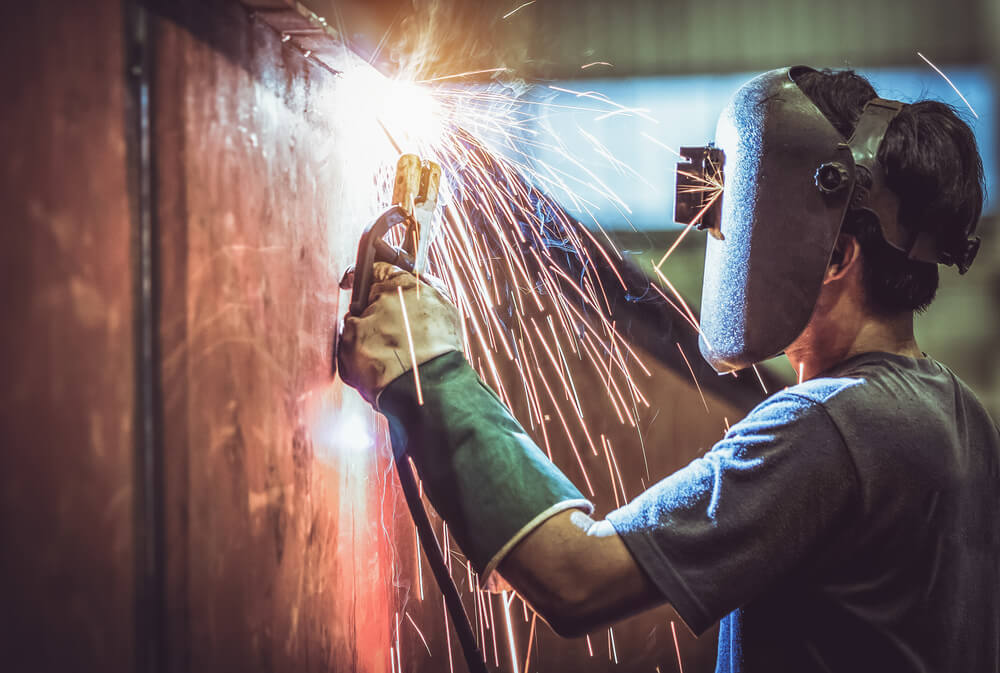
[393,453,490,673]
[346,214,488,672]
[344,209,486,672]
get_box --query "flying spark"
[917,52,979,119]
[398,286,424,405]
[501,591,520,673]
[406,612,433,656]
[502,0,536,20]
[671,620,685,673]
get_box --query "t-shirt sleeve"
[606,391,860,635]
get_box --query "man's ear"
[825,233,862,284]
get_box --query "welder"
[338,67,999,672]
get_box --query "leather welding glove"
[338,262,463,405]
[338,263,592,584]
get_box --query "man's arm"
[339,265,861,642]
[498,509,664,638]
[339,264,668,636]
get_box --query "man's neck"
[786,311,922,382]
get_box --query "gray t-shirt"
[607,352,1000,672]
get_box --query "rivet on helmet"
[814,162,850,194]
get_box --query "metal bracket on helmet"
[814,161,851,194]
[675,144,726,239]
[846,98,916,253]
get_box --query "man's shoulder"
[785,374,868,407]
[739,357,908,446]
[743,374,865,430]
[769,353,995,462]
[770,353,942,425]
[728,381,857,453]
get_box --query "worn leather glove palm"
[338,262,463,405]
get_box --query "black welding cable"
[347,208,487,672]
[393,453,490,673]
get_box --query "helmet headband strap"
[846,99,918,256]
[847,97,980,272]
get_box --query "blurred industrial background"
[2,1,997,673]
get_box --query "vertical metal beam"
[125,2,165,672]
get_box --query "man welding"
[338,67,999,672]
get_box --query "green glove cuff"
[378,351,593,583]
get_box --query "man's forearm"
[378,350,593,580]
[498,509,664,638]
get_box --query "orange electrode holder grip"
[392,153,442,259]
[347,154,441,317]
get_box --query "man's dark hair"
[794,68,985,314]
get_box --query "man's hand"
[338,262,463,405]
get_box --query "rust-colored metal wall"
[1,2,760,671]
[0,3,136,672]
[152,3,399,670]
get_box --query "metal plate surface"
[0,3,136,671]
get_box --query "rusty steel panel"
[0,2,136,672]
[153,3,399,670]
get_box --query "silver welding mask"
[675,66,955,373]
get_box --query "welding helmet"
[675,66,977,373]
